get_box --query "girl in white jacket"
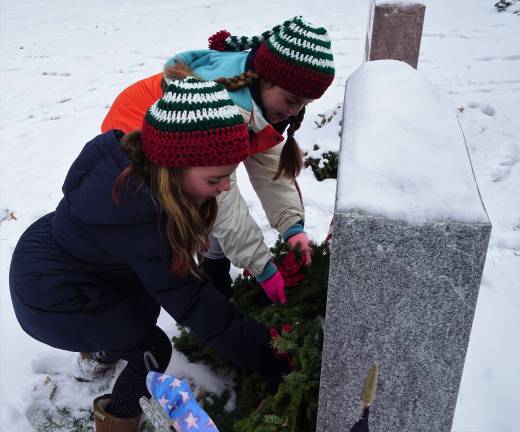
[101,16,335,304]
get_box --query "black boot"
[200,257,233,299]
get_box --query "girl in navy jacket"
[9,78,286,431]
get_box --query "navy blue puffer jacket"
[9,130,273,375]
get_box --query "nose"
[218,177,231,192]
[288,103,304,116]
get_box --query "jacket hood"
[62,130,159,225]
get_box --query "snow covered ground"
[0,0,518,430]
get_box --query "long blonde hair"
[112,131,217,277]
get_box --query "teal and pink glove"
[287,232,313,266]
[258,270,286,304]
[253,261,287,304]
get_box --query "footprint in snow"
[475,56,498,61]
[490,143,520,183]
[475,55,520,61]
[480,104,496,116]
[42,72,71,76]
[467,101,496,116]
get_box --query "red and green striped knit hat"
[208,16,335,99]
[141,77,249,168]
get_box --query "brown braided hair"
[273,106,305,181]
[162,61,305,181]
[163,61,199,82]
[214,71,259,90]
[112,130,217,278]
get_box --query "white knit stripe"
[293,17,324,31]
[162,88,231,104]
[227,36,250,49]
[225,36,236,48]
[173,79,220,90]
[271,39,335,69]
[287,22,330,43]
[277,28,332,55]
[148,103,242,124]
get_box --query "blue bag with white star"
[140,371,219,432]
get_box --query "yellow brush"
[359,362,379,416]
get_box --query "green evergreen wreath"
[172,239,330,431]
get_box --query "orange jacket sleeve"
[101,73,164,134]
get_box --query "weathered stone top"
[337,60,489,224]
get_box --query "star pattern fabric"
[180,391,190,404]
[170,378,182,388]
[146,371,219,431]
[184,411,199,428]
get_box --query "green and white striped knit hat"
[141,77,249,167]
[208,16,335,99]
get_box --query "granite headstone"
[316,61,491,432]
[365,0,426,69]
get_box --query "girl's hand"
[287,232,313,266]
[258,270,286,304]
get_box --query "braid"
[215,70,259,91]
[164,61,258,93]
[163,61,200,83]
[274,106,306,181]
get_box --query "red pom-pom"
[208,30,231,51]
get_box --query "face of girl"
[181,164,238,204]
[259,82,315,124]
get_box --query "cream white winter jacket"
[211,101,304,277]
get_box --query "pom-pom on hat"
[208,16,335,99]
[141,77,249,168]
